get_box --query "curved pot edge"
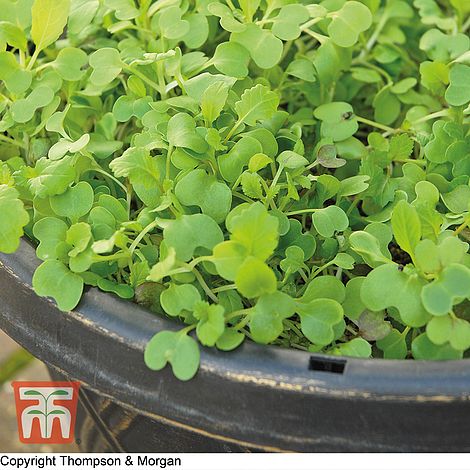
[2,239,470,394]
[2,239,470,452]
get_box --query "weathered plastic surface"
[1,240,470,452]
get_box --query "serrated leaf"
[235,257,277,298]
[234,84,280,127]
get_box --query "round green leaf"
[144,330,200,381]
[213,42,250,78]
[312,206,349,238]
[231,24,283,69]
[32,260,84,311]
[235,257,277,298]
[297,298,344,346]
[50,181,94,222]
[328,1,372,48]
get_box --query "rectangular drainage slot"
[309,357,346,374]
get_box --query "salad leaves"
[0,0,469,380]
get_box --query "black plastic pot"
[1,239,470,452]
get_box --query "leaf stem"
[232,191,255,203]
[124,66,161,93]
[358,12,390,60]
[233,314,251,330]
[285,208,318,216]
[129,220,159,254]
[401,326,411,337]
[462,15,470,33]
[411,110,450,125]
[224,119,243,143]
[180,324,197,335]
[192,267,218,303]
[93,252,130,262]
[213,284,237,293]
[264,164,283,209]
[300,17,323,31]
[165,145,174,180]
[0,134,27,149]
[87,167,129,201]
[26,48,40,71]
[356,116,397,133]
[394,158,427,166]
[454,216,470,237]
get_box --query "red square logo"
[12,381,80,444]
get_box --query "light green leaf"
[52,47,88,81]
[328,1,372,48]
[376,329,408,359]
[167,113,208,154]
[349,231,392,267]
[271,4,310,41]
[296,298,344,346]
[33,217,68,260]
[147,247,177,282]
[234,84,280,127]
[31,0,70,52]
[314,102,358,142]
[213,42,250,78]
[312,206,349,238]
[427,315,470,351]
[391,200,421,258]
[235,257,277,298]
[331,338,372,358]
[161,283,201,317]
[0,185,29,254]
[201,81,230,125]
[50,181,94,222]
[218,136,263,183]
[89,48,123,86]
[163,214,223,262]
[144,330,200,381]
[445,64,470,106]
[229,202,279,261]
[175,169,232,224]
[412,333,462,360]
[250,291,296,343]
[231,24,283,69]
[361,264,430,327]
[32,260,84,311]
[301,275,346,304]
[421,264,470,316]
[193,301,225,346]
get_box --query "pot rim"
[3,239,470,451]
[1,238,469,400]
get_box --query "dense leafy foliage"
[0,0,469,380]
